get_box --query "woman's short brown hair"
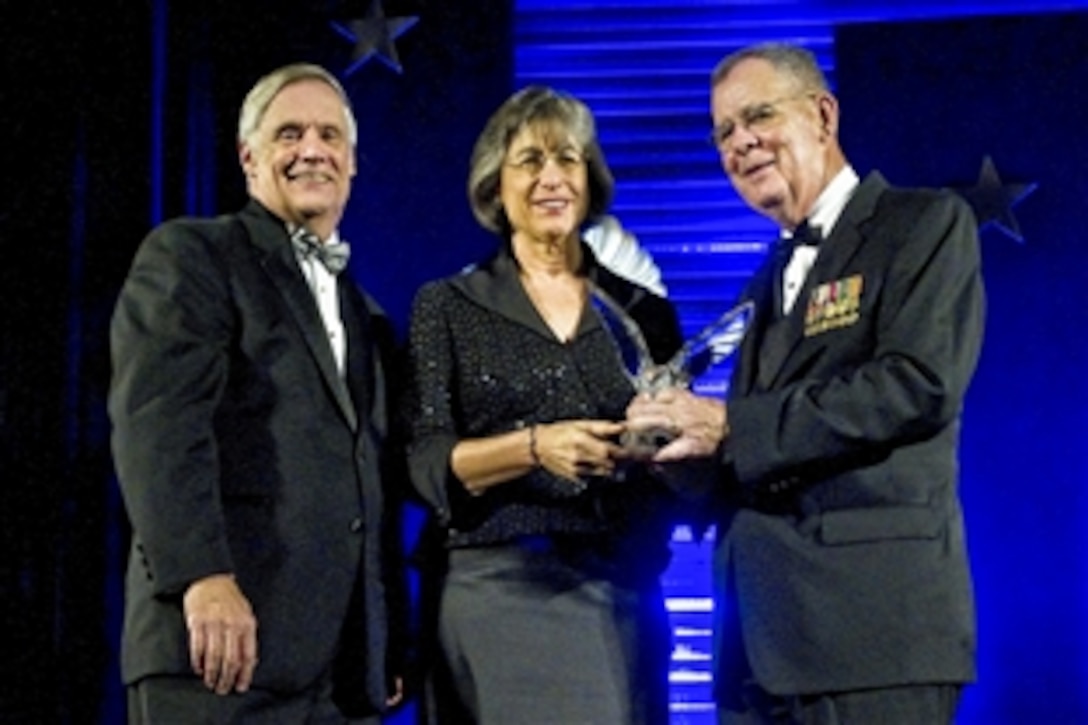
[467,86,615,235]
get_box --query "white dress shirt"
[293,229,347,376]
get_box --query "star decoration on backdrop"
[956,155,1038,244]
[331,0,418,76]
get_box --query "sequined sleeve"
[403,281,462,526]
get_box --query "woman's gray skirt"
[433,535,672,724]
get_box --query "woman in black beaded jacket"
[402,86,684,724]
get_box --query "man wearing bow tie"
[109,63,406,723]
[627,43,984,723]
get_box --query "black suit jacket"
[714,171,985,697]
[108,200,404,714]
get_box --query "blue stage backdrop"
[5,2,1088,723]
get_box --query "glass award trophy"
[589,283,755,455]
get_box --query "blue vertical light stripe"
[185,60,218,216]
[149,0,167,226]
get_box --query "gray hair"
[710,42,829,93]
[237,63,357,147]
[467,85,615,235]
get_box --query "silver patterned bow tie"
[291,227,350,274]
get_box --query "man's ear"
[239,141,256,178]
[815,92,839,139]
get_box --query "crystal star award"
[589,284,755,455]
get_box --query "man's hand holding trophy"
[589,284,755,460]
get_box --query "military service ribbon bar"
[804,275,863,337]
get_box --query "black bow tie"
[774,219,821,266]
[791,219,821,247]
[291,228,350,274]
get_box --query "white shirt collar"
[288,223,342,247]
[802,165,860,239]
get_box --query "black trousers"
[126,674,382,725]
[717,680,963,725]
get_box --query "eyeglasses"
[504,148,585,177]
[708,92,816,152]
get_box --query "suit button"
[349,517,363,533]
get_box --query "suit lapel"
[749,172,888,391]
[239,203,359,431]
[451,243,615,342]
[733,263,775,396]
[451,247,556,339]
[340,282,373,425]
[805,172,885,296]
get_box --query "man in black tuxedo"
[109,63,405,723]
[627,43,984,723]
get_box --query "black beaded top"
[403,244,683,550]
